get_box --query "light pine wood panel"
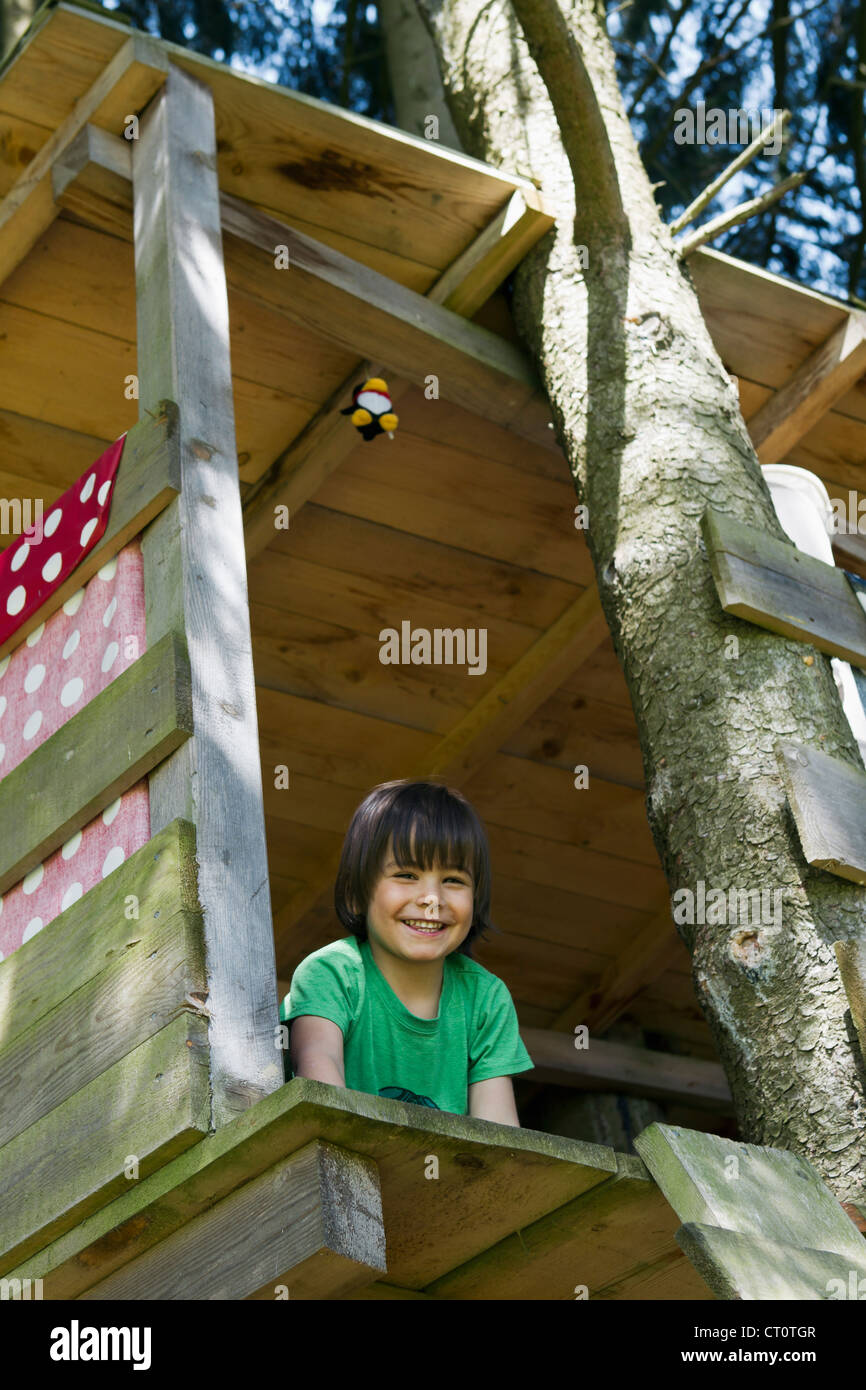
[501,689,645,787]
[560,639,633,708]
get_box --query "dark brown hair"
[334,780,495,956]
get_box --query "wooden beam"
[777,740,866,886]
[132,64,282,1123]
[0,401,181,661]
[552,902,684,1034]
[79,1140,386,1301]
[702,506,866,667]
[676,1222,866,1300]
[427,187,556,317]
[748,312,866,464]
[521,1029,733,1110]
[219,191,555,447]
[833,533,866,581]
[0,33,167,288]
[272,585,609,945]
[0,630,192,896]
[635,1121,866,1261]
[51,121,134,238]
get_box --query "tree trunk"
[377,0,462,149]
[417,0,866,1202]
[1,0,38,62]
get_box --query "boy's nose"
[419,893,441,919]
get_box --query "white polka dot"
[6,586,25,616]
[62,831,82,860]
[97,480,112,507]
[102,845,125,877]
[60,677,84,708]
[24,664,45,694]
[22,918,43,942]
[63,589,84,617]
[44,508,62,538]
[101,641,119,673]
[11,543,28,571]
[22,864,44,895]
[102,797,121,826]
[22,710,42,740]
[0,695,5,719]
[102,596,118,627]
[80,517,98,547]
[0,656,8,680]
[62,630,80,660]
[61,882,84,912]
[97,554,116,581]
[41,552,62,583]
[80,473,96,503]
[26,623,44,647]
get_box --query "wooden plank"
[522,1030,732,1110]
[701,506,866,667]
[0,32,167,288]
[0,630,192,895]
[132,64,281,1123]
[634,1122,866,1261]
[748,313,866,464]
[0,1013,209,1275]
[777,740,866,885]
[0,817,198,1045]
[10,1079,618,1297]
[0,909,205,1149]
[676,1222,866,1300]
[834,939,866,1060]
[0,400,181,659]
[425,1156,710,1300]
[553,904,684,1034]
[431,187,555,317]
[80,1140,385,1300]
[51,120,133,238]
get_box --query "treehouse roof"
[2,0,866,1122]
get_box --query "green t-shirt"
[279,936,533,1116]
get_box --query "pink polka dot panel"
[0,435,126,650]
[0,540,151,962]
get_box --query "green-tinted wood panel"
[777,740,866,886]
[0,630,193,895]
[0,817,199,1046]
[0,1013,209,1274]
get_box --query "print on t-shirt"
[379,1085,439,1108]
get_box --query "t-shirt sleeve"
[280,949,357,1036]
[468,977,534,1084]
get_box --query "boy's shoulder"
[448,949,510,997]
[298,936,364,971]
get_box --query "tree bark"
[377,0,463,149]
[417,0,866,1202]
[0,0,38,62]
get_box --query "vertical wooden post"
[132,64,281,1124]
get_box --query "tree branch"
[676,170,807,256]
[669,109,790,233]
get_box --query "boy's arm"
[289,1015,346,1088]
[468,1075,521,1127]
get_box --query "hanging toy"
[341,377,399,441]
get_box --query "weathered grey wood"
[0,630,192,896]
[701,507,866,667]
[0,817,198,1045]
[81,1140,386,1300]
[14,1079,617,1298]
[634,1122,866,1261]
[777,740,866,886]
[132,63,281,1123]
[0,401,181,660]
[834,939,866,1060]
[676,1222,866,1300]
[52,121,134,239]
[0,1014,209,1275]
[522,1028,733,1109]
[0,910,205,1149]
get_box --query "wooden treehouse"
[1,1,866,1301]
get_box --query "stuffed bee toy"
[341,378,399,441]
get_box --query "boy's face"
[364,839,474,965]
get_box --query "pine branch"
[676,170,807,257]
[669,110,790,233]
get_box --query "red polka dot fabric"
[0,537,151,964]
[0,435,126,651]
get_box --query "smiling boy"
[280,780,533,1124]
